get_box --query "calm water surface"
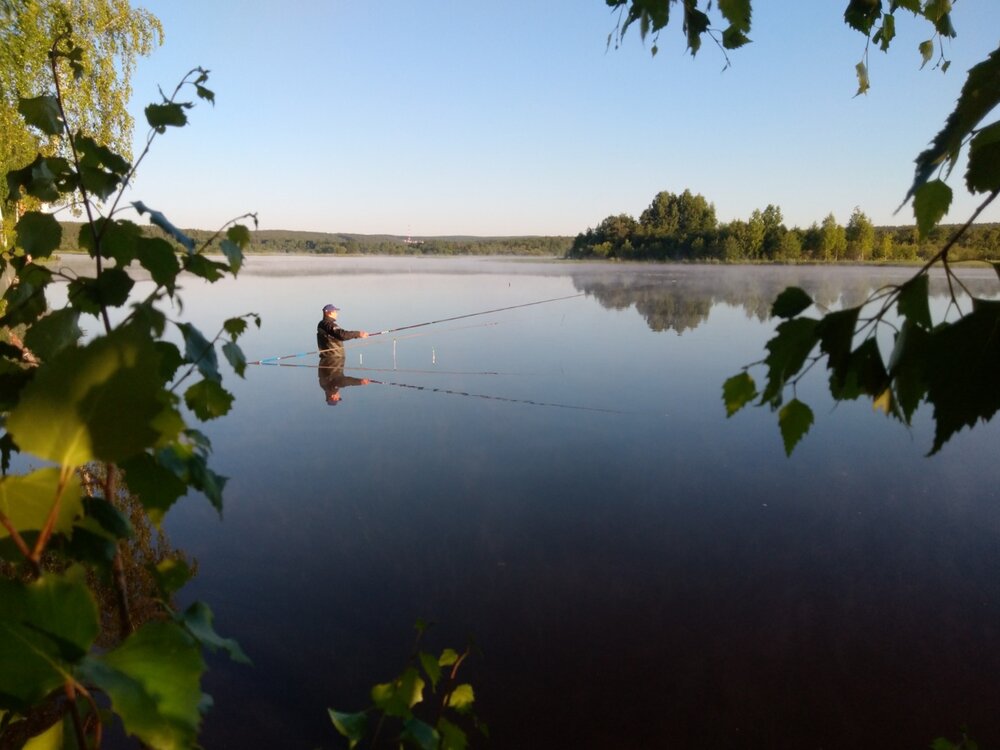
[103,257,1000,748]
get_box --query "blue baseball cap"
[322,304,340,313]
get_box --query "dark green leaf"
[722,371,757,417]
[0,569,98,709]
[913,179,952,237]
[15,211,62,258]
[17,95,63,135]
[178,601,251,664]
[874,14,895,51]
[771,286,812,319]
[778,399,814,456]
[718,0,751,32]
[76,134,130,176]
[81,496,134,540]
[136,236,181,293]
[184,379,234,421]
[150,558,194,598]
[402,718,439,750]
[889,320,930,422]
[178,323,220,381]
[844,0,881,34]
[966,120,1000,193]
[67,267,134,313]
[78,219,141,265]
[439,718,469,750]
[759,318,820,405]
[223,317,248,338]
[907,44,1000,205]
[155,341,185,381]
[221,341,247,377]
[144,102,189,132]
[896,275,932,329]
[226,224,252,249]
[829,338,889,400]
[328,709,368,748]
[721,27,751,49]
[23,308,81,362]
[925,300,1000,453]
[120,452,188,525]
[79,622,205,749]
[683,6,710,55]
[219,239,243,274]
[194,84,215,104]
[183,254,227,281]
[419,651,442,689]
[0,264,50,327]
[6,155,76,203]
[817,306,861,382]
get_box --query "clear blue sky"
[124,1,1000,236]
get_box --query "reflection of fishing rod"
[248,293,583,365]
[254,361,505,376]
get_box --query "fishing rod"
[249,293,585,365]
[368,292,584,337]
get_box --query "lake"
[96,257,1000,748]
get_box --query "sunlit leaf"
[15,211,62,259]
[7,326,165,465]
[439,648,459,667]
[371,667,424,719]
[771,286,812,319]
[328,709,368,748]
[855,61,870,96]
[913,179,952,237]
[447,683,475,713]
[722,371,757,416]
[778,399,813,456]
[178,602,251,664]
[919,39,934,68]
[872,388,893,415]
[80,621,205,749]
[0,467,82,541]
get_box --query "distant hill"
[54,222,573,257]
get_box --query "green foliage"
[329,622,486,749]
[1,31,253,749]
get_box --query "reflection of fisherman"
[317,303,370,405]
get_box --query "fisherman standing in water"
[317,303,370,405]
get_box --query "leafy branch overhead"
[1,26,256,749]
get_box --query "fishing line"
[249,293,583,365]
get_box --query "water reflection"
[571,265,997,334]
[318,350,370,406]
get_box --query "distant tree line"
[53,223,572,257]
[567,189,1000,263]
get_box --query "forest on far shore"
[52,188,1000,262]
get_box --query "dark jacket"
[317,318,364,351]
